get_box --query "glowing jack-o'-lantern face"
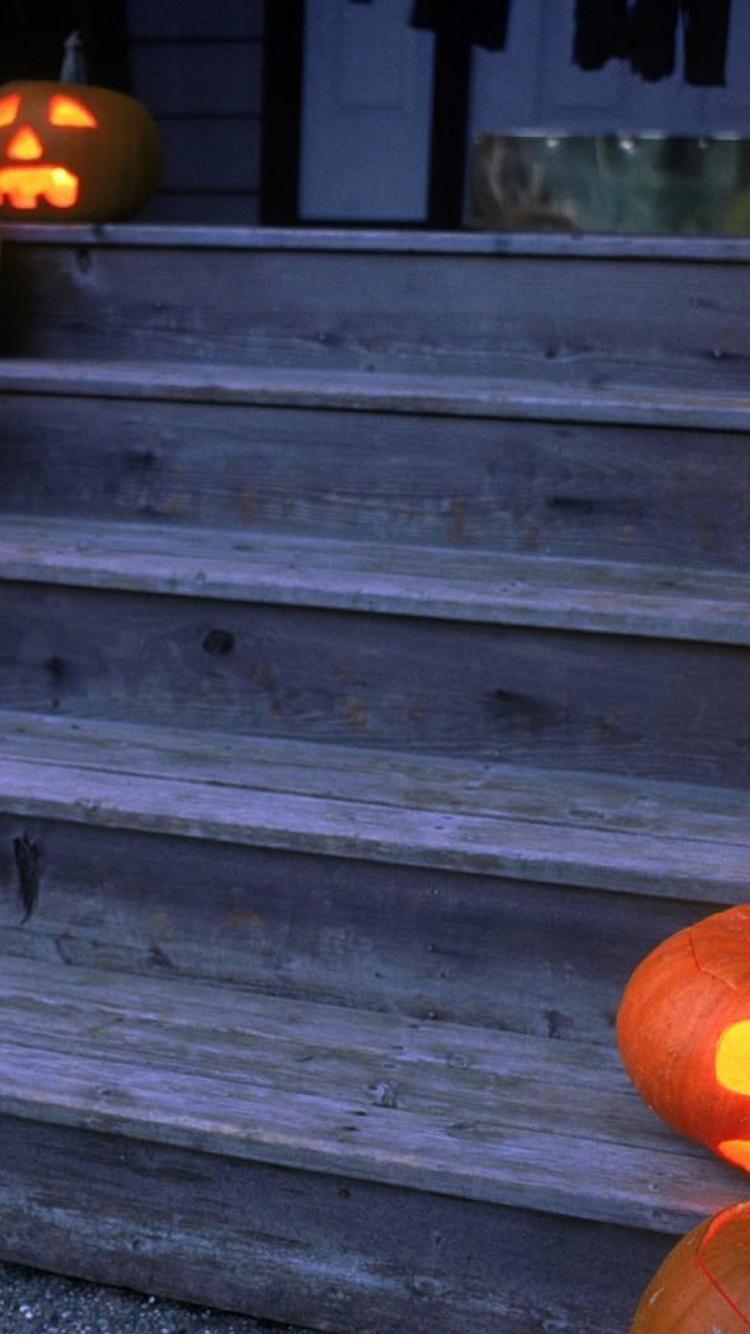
[617,905,750,1172]
[0,81,161,222]
[0,90,96,210]
[630,1202,750,1333]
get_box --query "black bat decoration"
[14,834,41,923]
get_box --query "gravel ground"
[0,1262,319,1334]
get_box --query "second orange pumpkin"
[617,903,750,1173]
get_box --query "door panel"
[299,0,435,221]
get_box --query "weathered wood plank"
[2,710,749,850]
[0,1115,672,1334]
[0,710,722,1038]
[2,237,750,387]
[0,809,707,1042]
[5,357,750,429]
[2,224,750,260]
[0,712,746,903]
[4,380,750,570]
[0,956,743,1234]
[0,576,748,784]
[0,516,748,642]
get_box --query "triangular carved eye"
[49,94,97,128]
[0,94,20,128]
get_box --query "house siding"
[127,0,265,223]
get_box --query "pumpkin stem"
[60,31,89,85]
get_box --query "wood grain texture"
[2,224,750,258]
[0,1114,673,1334]
[2,221,748,1328]
[0,516,748,642]
[0,712,746,905]
[0,807,708,1043]
[5,357,750,428]
[2,236,750,388]
[0,954,744,1236]
[0,573,748,784]
[2,366,750,569]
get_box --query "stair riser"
[0,812,711,1043]
[2,582,749,784]
[2,239,749,389]
[0,1113,672,1334]
[2,393,749,569]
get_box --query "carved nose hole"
[8,126,43,160]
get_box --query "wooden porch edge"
[3,223,750,262]
[2,358,750,430]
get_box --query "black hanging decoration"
[348,0,732,85]
[409,0,512,52]
[628,0,732,86]
[572,0,629,71]
[573,0,732,86]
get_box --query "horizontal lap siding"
[126,1,264,223]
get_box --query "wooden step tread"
[0,953,741,1235]
[2,515,749,644]
[1,711,748,902]
[6,220,750,260]
[3,356,750,430]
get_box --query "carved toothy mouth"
[0,164,79,209]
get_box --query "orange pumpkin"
[0,80,160,221]
[630,1203,750,1333]
[617,904,750,1172]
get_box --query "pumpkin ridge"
[688,922,742,993]
[696,1207,750,1331]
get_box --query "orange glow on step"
[0,165,78,209]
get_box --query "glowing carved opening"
[7,126,42,161]
[717,1020,750,1094]
[718,1139,750,1173]
[0,94,19,127]
[0,166,78,209]
[49,94,97,128]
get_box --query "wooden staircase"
[1,223,750,1333]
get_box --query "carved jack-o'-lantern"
[618,905,750,1173]
[0,80,161,221]
[630,1202,750,1333]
